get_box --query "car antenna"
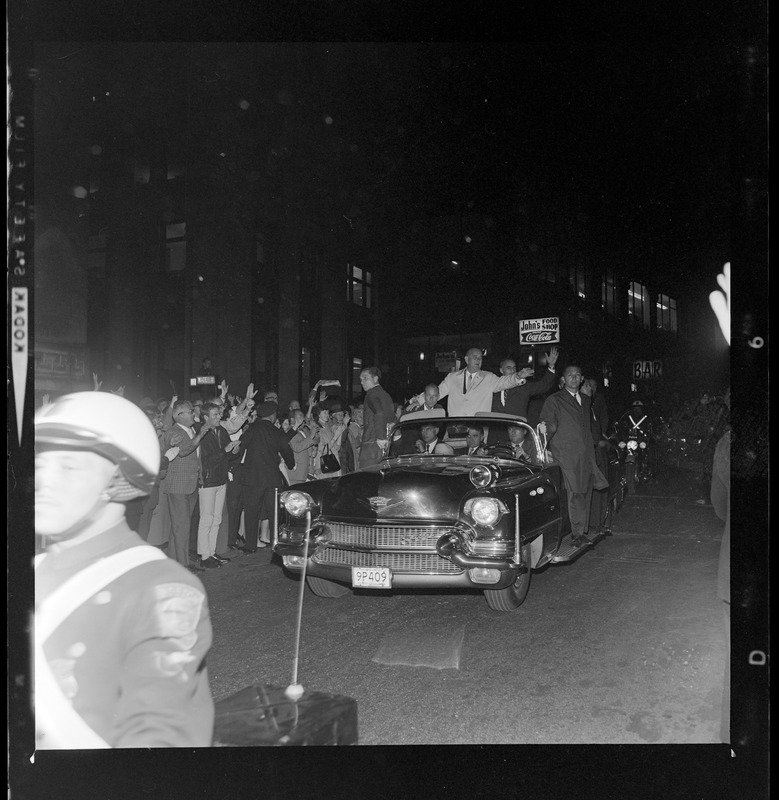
[284,509,312,701]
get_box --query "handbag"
[320,444,341,474]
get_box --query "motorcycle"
[615,404,657,493]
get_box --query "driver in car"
[507,422,537,462]
[416,422,455,455]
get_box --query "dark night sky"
[32,41,738,276]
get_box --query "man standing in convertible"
[408,347,536,416]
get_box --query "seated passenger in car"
[508,423,538,462]
[415,422,455,455]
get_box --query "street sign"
[632,360,663,379]
[519,317,560,345]
[435,351,458,372]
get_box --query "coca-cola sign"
[524,331,555,343]
[519,316,560,345]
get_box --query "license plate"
[352,566,392,589]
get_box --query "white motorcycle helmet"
[35,392,161,501]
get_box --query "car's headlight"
[618,441,626,448]
[465,497,501,527]
[627,440,638,451]
[639,441,647,449]
[281,490,314,517]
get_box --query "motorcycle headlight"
[465,497,502,527]
[281,490,313,517]
[627,440,638,451]
[639,441,647,449]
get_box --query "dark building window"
[628,281,650,328]
[656,293,678,332]
[87,233,107,271]
[601,269,617,315]
[165,222,187,272]
[134,161,151,184]
[348,264,372,308]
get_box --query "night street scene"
[9,32,767,800]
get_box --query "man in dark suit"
[492,346,559,419]
[539,365,609,547]
[234,401,295,552]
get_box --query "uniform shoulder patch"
[153,583,205,642]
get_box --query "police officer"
[34,392,214,748]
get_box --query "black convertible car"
[273,412,626,611]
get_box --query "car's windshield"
[387,416,542,464]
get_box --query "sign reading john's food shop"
[519,317,560,345]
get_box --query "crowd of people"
[31,265,735,749]
[29,347,649,748]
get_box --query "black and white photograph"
[8,7,768,800]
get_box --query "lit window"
[656,293,678,332]
[165,222,187,271]
[351,357,363,397]
[569,263,587,301]
[348,264,372,308]
[628,281,650,328]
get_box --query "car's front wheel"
[483,545,532,611]
[306,575,351,598]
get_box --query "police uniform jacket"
[35,521,214,747]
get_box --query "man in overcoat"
[234,401,295,550]
[539,364,608,546]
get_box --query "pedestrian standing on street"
[234,401,295,550]
[539,365,609,546]
[196,402,241,569]
[346,402,364,470]
[358,367,396,469]
[408,347,534,417]
[160,400,212,573]
[34,392,214,748]
[580,376,611,534]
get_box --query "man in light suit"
[409,348,534,416]
[539,365,609,547]
[492,346,559,420]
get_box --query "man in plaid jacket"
[160,400,212,573]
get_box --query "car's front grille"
[313,547,463,574]
[322,522,451,550]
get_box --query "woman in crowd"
[310,402,348,479]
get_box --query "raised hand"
[245,383,258,400]
[518,367,534,379]
[92,372,102,391]
[219,380,228,399]
[708,262,730,346]
[111,385,125,397]
[547,345,559,369]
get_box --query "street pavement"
[202,467,727,745]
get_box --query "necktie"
[427,444,433,454]
[501,390,506,407]
[576,393,581,405]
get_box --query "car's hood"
[317,457,535,522]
